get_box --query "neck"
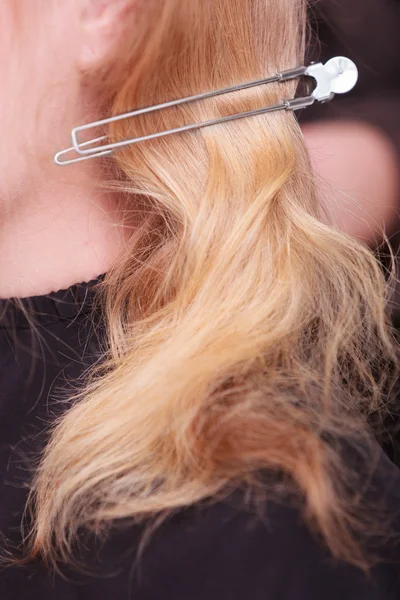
[0,162,131,299]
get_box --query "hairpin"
[54,56,358,166]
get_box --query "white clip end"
[306,56,358,102]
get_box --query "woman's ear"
[79,0,136,73]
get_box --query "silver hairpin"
[54,56,358,166]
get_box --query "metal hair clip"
[55,56,358,166]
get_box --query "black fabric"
[0,276,400,599]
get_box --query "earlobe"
[79,0,134,73]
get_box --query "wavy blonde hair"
[19,0,398,571]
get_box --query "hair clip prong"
[54,56,358,166]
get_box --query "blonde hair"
[19,0,398,572]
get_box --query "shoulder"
[89,477,400,600]
[59,451,400,599]
[162,497,399,600]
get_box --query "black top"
[0,276,400,600]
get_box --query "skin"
[0,0,137,299]
[0,1,398,298]
[302,121,399,244]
